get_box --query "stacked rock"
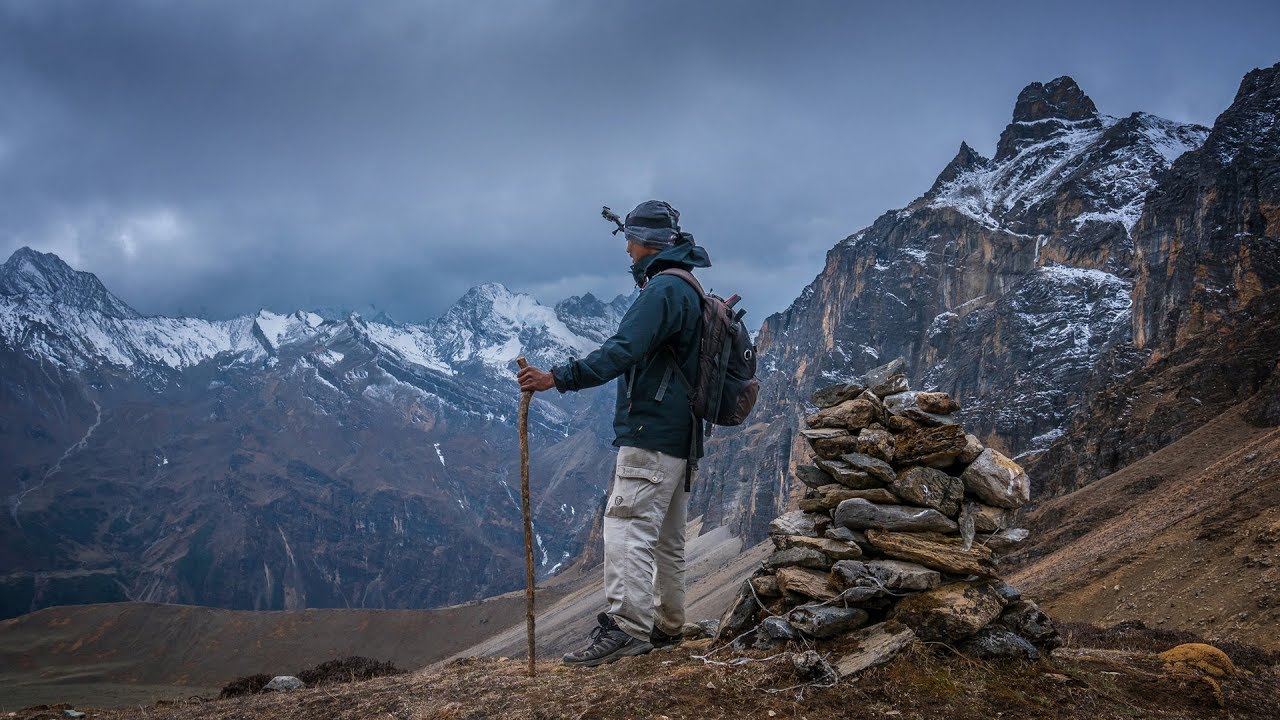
[718,358,1060,670]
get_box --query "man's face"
[626,239,659,263]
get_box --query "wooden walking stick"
[515,357,537,676]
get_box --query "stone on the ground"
[64,712,86,719]
[264,676,305,692]
[766,546,833,570]
[916,391,959,414]
[834,498,958,533]
[894,424,968,467]
[960,448,1030,508]
[852,427,895,462]
[890,580,1007,643]
[890,466,964,516]
[984,528,1030,551]
[774,566,838,601]
[871,373,910,397]
[815,458,882,489]
[839,452,897,484]
[788,603,871,638]
[1158,643,1236,677]
[833,622,916,677]
[801,483,895,511]
[806,398,879,431]
[959,433,985,464]
[781,534,863,560]
[791,650,829,679]
[811,382,866,408]
[865,529,998,576]
[683,620,719,640]
[958,627,1040,660]
[796,464,834,489]
[862,357,907,389]
[769,510,828,539]
[718,580,760,640]
[998,600,1061,650]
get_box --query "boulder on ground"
[958,627,1040,660]
[264,676,305,692]
[834,498,958,534]
[960,448,1030,508]
[998,600,1061,650]
[890,580,1007,643]
[683,619,720,640]
[865,529,998,577]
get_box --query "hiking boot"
[649,626,683,650]
[562,613,653,667]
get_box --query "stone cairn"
[715,358,1060,677]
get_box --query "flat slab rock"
[865,528,998,577]
[806,398,880,431]
[834,498,958,534]
[831,558,941,592]
[781,534,863,560]
[811,382,866,408]
[788,603,870,638]
[804,483,898,510]
[834,622,916,677]
[890,466,964,516]
[815,457,884,490]
[774,566,838,601]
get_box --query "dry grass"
[14,632,1279,720]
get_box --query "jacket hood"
[630,238,712,286]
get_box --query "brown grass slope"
[1009,400,1280,649]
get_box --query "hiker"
[517,199,710,666]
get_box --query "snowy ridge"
[928,112,1207,233]
[0,249,622,383]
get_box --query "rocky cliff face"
[1035,63,1280,494]
[693,76,1211,540]
[0,249,628,617]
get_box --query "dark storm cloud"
[1,0,1276,323]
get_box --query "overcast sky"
[1,1,1276,325]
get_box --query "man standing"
[517,200,709,667]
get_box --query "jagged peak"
[1011,76,1098,123]
[924,142,991,198]
[1,246,139,319]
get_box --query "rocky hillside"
[0,248,631,617]
[693,67,1280,541]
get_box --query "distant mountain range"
[1,247,631,617]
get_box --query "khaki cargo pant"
[603,446,692,641]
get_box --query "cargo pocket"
[606,464,663,519]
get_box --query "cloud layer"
[1,0,1276,323]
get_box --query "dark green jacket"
[551,241,710,460]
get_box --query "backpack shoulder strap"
[655,267,705,298]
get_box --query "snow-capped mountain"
[0,248,631,618]
[692,75,1215,540]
